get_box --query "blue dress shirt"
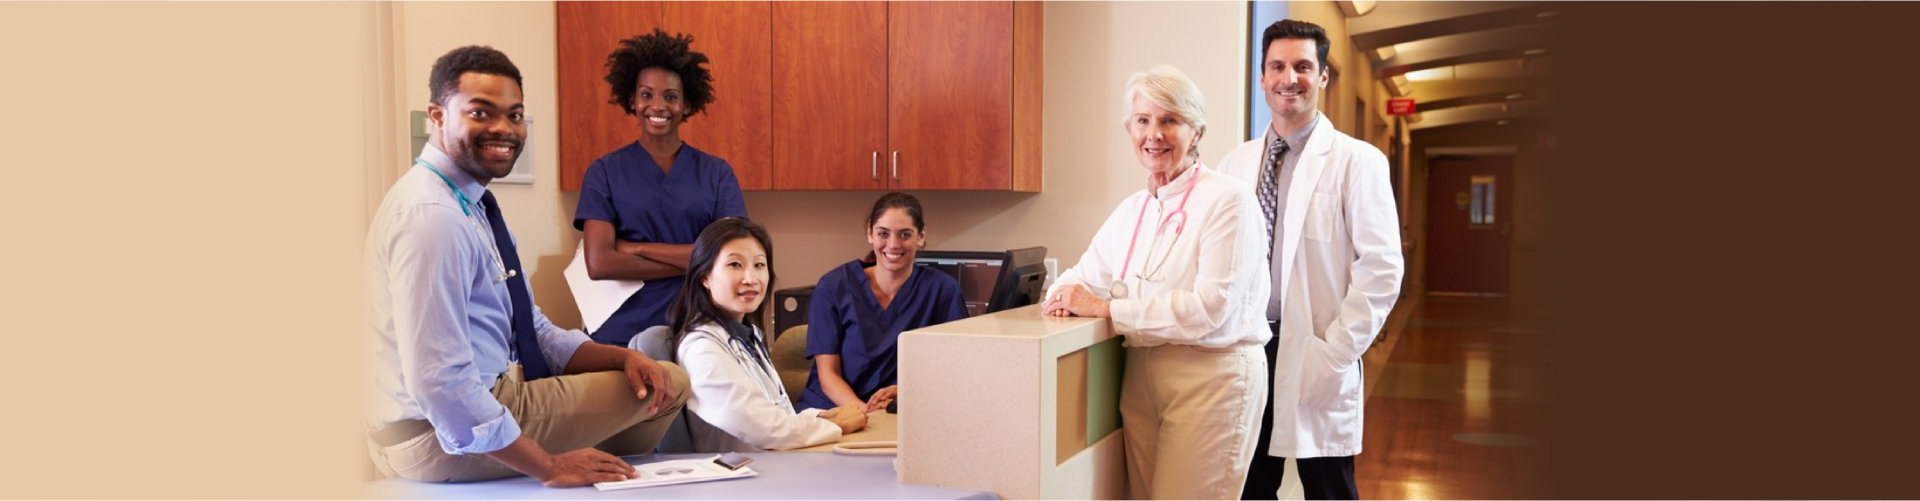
[365,145,590,455]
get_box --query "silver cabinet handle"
[891,151,899,182]
[871,151,878,181]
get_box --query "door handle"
[871,151,878,181]
[891,151,899,182]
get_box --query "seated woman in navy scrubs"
[798,193,968,412]
[575,30,747,347]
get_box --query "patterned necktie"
[1257,136,1290,259]
[480,191,553,381]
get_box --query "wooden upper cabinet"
[557,1,661,191]
[664,1,772,191]
[772,1,887,191]
[889,2,1012,191]
[560,1,1039,192]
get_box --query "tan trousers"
[1120,343,1267,500]
[367,363,691,482]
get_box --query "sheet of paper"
[593,456,757,491]
[563,242,645,333]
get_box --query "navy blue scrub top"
[797,260,968,410]
[574,142,748,346]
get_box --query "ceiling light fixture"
[1405,66,1453,82]
[1373,45,1398,61]
[1337,0,1378,17]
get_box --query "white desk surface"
[368,449,993,500]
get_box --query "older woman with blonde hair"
[1041,65,1272,499]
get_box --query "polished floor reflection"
[1357,294,1547,499]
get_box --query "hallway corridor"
[1357,294,1548,499]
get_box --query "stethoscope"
[1111,167,1201,299]
[415,158,518,283]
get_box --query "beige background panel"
[4,1,373,498]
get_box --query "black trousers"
[1241,324,1359,500]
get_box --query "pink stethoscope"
[1111,167,1201,299]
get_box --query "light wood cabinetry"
[559,1,1040,192]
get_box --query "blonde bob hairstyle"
[1121,64,1208,161]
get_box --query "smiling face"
[429,72,526,182]
[1261,37,1328,122]
[1126,93,1200,177]
[632,67,687,140]
[701,236,769,322]
[866,208,924,274]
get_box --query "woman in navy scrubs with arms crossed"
[798,193,967,412]
[575,30,748,347]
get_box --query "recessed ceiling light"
[1406,67,1454,82]
[1524,48,1548,56]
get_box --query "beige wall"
[5,2,376,497]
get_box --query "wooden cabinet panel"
[665,1,772,191]
[557,1,661,191]
[560,1,1039,192]
[1012,1,1043,192]
[889,2,1013,191]
[771,1,887,191]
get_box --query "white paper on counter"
[593,456,757,491]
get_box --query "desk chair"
[628,325,696,453]
[770,325,810,408]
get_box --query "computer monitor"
[915,247,1048,317]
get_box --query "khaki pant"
[1120,343,1267,499]
[367,363,691,482]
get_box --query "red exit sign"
[1387,98,1417,115]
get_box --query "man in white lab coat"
[1217,19,1405,500]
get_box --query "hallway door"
[1426,155,1514,294]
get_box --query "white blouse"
[676,322,841,452]
[1048,164,1273,349]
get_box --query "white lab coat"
[677,322,841,452]
[1217,117,1404,458]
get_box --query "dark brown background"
[1546,3,1920,498]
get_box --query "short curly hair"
[604,29,715,120]
[430,45,524,107]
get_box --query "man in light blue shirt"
[364,46,688,487]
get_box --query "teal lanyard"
[414,158,475,217]
[415,158,513,283]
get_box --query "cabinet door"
[558,1,662,191]
[664,2,772,191]
[772,1,888,191]
[889,1,1013,190]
